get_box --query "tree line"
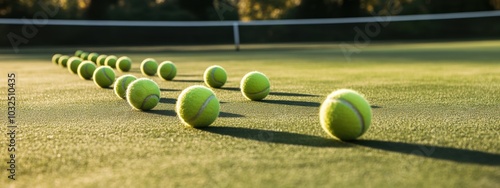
[1,0,500,21]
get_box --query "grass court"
[0,40,499,187]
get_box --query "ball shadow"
[270,91,320,97]
[203,126,349,148]
[145,109,177,117]
[371,105,382,109]
[353,140,500,166]
[260,99,321,107]
[172,79,204,83]
[219,87,240,91]
[219,112,244,118]
[160,88,181,92]
[159,98,176,104]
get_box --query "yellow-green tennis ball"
[158,61,177,81]
[176,85,220,128]
[105,55,118,68]
[140,58,158,76]
[52,54,62,65]
[58,55,70,68]
[319,89,372,141]
[77,61,97,80]
[114,75,137,99]
[240,71,270,101]
[67,57,83,74]
[93,66,116,88]
[87,52,99,63]
[126,78,160,111]
[80,52,89,60]
[96,55,108,66]
[117,56,132,72]
[75,50,84,57]
[203,65,227,88]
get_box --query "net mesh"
[0,11,499,47]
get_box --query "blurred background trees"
[1,0,500,20]
[1,0,499,47]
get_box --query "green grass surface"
[1,40,499,187]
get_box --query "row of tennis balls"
[52,53,181,82]
[52,53,372,141]
[50,54,273,128]
[50,56,223,128]
[52,52,132,73]
[54,50,229,85]
[53,56,270,101]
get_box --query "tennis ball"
[157,61,177,81]
[126,78,160,111]
[140,58,158,76]
[58,55,70,68]
[176,85,220,128]
[67,57,83,74]
[77,61,97,80]
[93,66,116,88]
[80,52,89,60]
[52,54,62,65]
[117,56,132,72]
[87,52,99,63]
[240,71,270,101]
[319,89,372,141]
[96,55,108,66]
[75,50,84,57]
[203,65,227,88]
[105,55,118,68]
[114,75,137,99]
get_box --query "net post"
[233,22,240,51]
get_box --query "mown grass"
[0,40,499,188]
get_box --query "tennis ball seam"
[101,68,113,84]
[246,86,270,95]
[334,98,365,137]
[84,65,91,79]
[166,63,175,79]
[121,77,130,94]
[141,94,160,109]
[188,94,215,123]
[210,68,224,86]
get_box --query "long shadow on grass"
[172,79,203,83]
[260,99,320,107]
[219,112,244,118]
[159,98,176,104]
[204,127,349,148]
[160,88,181,92]
[218,87,240,91]
[145,109,177,117]
[353,140,500,166]
[270,92,320,97]
[218,88,321,98]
